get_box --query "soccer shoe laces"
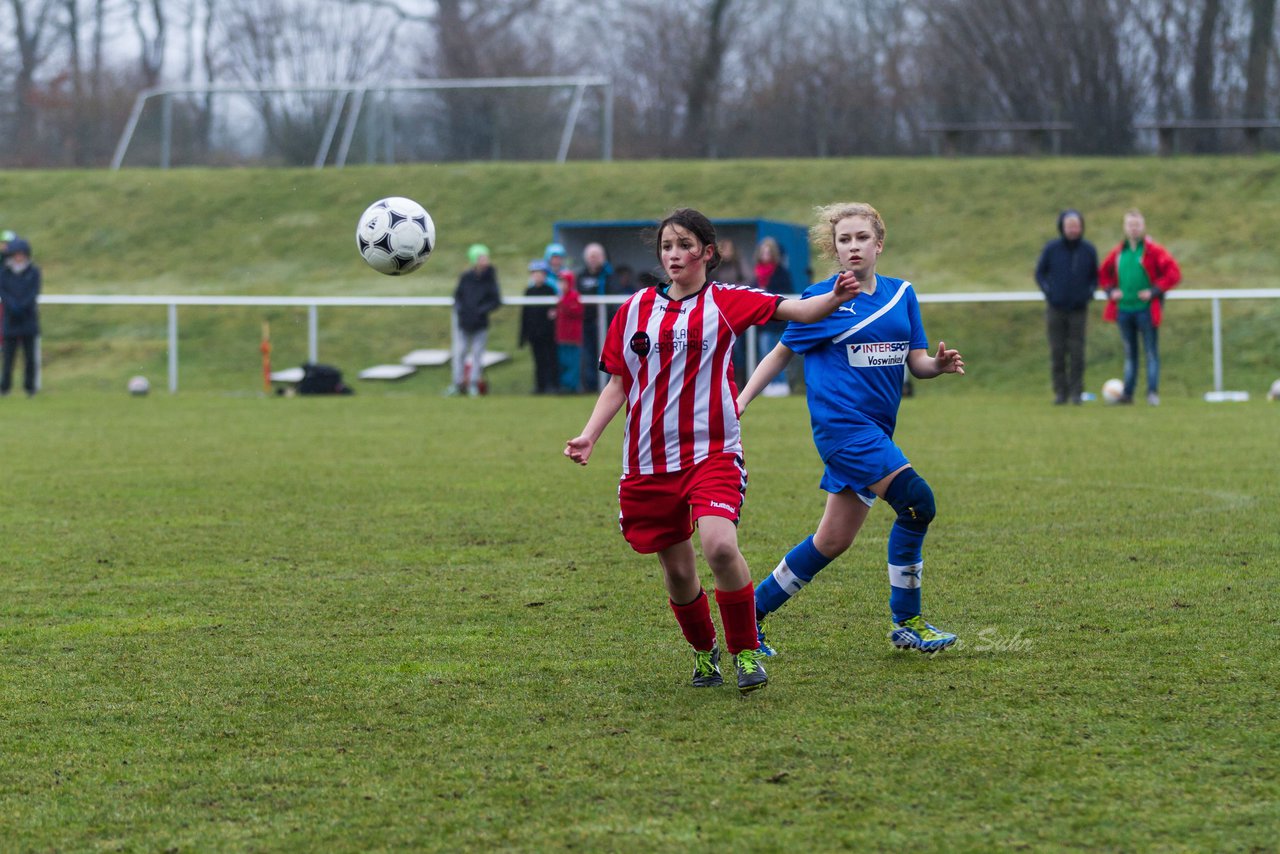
[694,649,717,676]
[737,648,762,673]
[899,615,948,640]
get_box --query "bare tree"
[213,0,399,163]
[677,0,736,156]
[129,0,166,87]
[917,0,1136,153]
[410,0,556,160]
[1190,0,1226,152]
[1243,0,1277,117]
[8,0,60,161]
[731,0,919,156]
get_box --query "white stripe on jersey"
[625,295,658,471]
[832,280,913,344]
[691,299,719,463]
[660,305,688,469]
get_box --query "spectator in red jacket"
[1098,209,1181,405]
[555,265,585,394]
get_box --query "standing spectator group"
[443,214,1183,403]
[1035,207,1180,406]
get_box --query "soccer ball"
[1101,378,1125,404]
[127,375,150,396]
[356,197,435,275]
[1268,379,1280,401]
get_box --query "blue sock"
[755,535,834,618]
[888,521,925,623]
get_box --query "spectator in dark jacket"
[519,260,558,394]
[0,238,41,396]
[576,242,613,394]
[1035,210,1099,405]
[447,244,502,397]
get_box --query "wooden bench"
[1135,119,1280,155]
[921,122,1074,156]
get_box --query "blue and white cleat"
[889,615,958,653]
[756,619,778,657]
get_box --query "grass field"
[2,390,1276,850]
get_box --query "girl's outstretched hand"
[564,435,595,465]
[833,269,862,300]
[933,341,965,375]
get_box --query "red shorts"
[618,453,748,554]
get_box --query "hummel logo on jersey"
[847,341,908,367]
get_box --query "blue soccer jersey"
[780,273,928,461]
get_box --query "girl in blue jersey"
[736,202,965,654]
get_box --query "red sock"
[669,589,717,652]
[714,583,760,656]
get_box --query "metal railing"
[39,289,1280,394]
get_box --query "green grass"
[1,159,1278,848]
[1,390,1276,850]
[4,158,1280,395]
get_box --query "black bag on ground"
[297,363,353,395]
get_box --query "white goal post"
[110,76,613,169]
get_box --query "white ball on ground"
[127,375,150,396]
[1268,379,1280,401]
[1101,378,1125,404]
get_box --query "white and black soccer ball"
[356,197,435,275]
[1268,378,1280,401]
[127,375,150,396]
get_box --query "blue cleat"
[756,619,778,657]
[889,615,958,653]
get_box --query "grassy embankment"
[3,157,1278,395]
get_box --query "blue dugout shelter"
[552,218,813,293]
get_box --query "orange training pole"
[261,320,272,394]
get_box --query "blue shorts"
[818,426,909,507]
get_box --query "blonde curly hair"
[810,202,886,265]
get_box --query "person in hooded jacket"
[0,238,41,397]
[1034,209,1099,405]
[447,244,502,397]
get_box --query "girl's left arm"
[907,341,965,379]
[564,374,627,466]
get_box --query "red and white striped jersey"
[600,281,782,475]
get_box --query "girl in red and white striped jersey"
[564,208,860,692]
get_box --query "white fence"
[39,289,1280,394]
